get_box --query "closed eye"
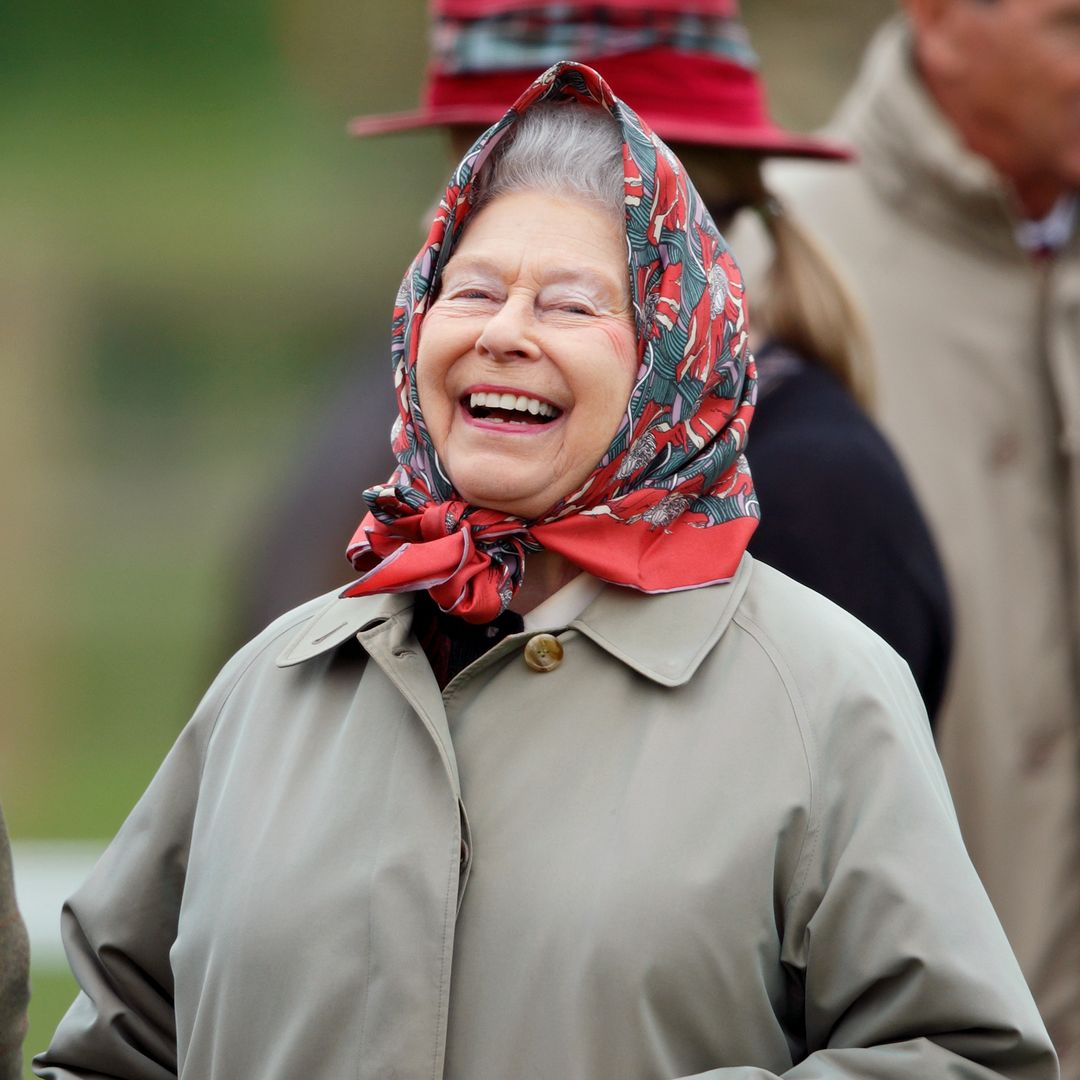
[542,296,598,316]
[540,287,602,317]
[442,288,500,304]
[457,289,496,300]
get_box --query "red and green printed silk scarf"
[344,61,759,622]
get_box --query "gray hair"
[472,102,625,222]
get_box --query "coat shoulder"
[732,559,931,737]
[738,558,901,658]
[765,157,853,202]
[195,589,349,720]
[224,589,342,675]
[729,558,953,829]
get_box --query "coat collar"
[275,588,413,668]
[567,554,753,686]
[277,554,755,687]
[831,16,1064,261]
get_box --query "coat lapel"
[570,553,754,686]
[276,586,462,795]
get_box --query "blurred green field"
[25,974,77,1077]
[3,1,891,1071]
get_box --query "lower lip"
[459,401,565,435]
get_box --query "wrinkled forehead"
[438,192,634,311]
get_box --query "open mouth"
[463,390,563,426]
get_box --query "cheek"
[573,326,638,443]
[414,367,454,468]
[596,324,640,405]
[413,355,435,429]
[415,324,455,428]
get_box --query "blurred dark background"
[0,0,891,1069]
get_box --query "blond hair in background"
[760,198,875,410]
[673,143,875,410]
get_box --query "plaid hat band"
[425,47,768,131]
[434,6,757,75]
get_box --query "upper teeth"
[469,391,557,418]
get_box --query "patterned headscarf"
[344,61,759,623]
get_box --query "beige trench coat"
[748,18,1080,1074]
[36,557,1055,1079]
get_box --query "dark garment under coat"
[746,344,952,720]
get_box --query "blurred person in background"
[35,64,1057,1080]
[235,0,953,722]
[0,805,30,1080]
[749,0,1080,1073]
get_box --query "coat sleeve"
[0,803,30,1080]
[31,642,257,1080]
[677,636,1058,1080]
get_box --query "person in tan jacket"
[37,63,1056,1080]
[748,2,1080,1074]
[0,804,30,1080]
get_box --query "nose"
[475,295,541,362]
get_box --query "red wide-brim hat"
[349,1,851,161]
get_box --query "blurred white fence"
[12,841,108,968]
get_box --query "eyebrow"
[441,256,626,299]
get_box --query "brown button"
[523,633,564,673]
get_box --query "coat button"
[523,633,564,673]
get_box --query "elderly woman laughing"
[36,64,1055,1080]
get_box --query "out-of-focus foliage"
[0,0,443,836]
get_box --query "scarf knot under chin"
[348,498,533,623]
[344,61,760,623]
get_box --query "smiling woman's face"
[416,189,639,520]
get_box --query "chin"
[446,455,554,519]
[452,474,549,519]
